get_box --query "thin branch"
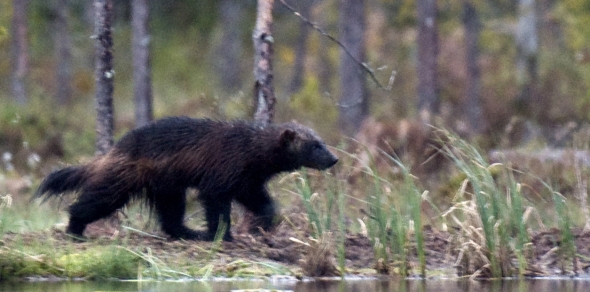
[279,0,395,91]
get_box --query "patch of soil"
[528,228,590,276]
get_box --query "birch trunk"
[132,0,153,128]
[94,0,115,155]
[253,0,276,124]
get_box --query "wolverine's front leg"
[235,186,276,233]
[201,194,233,241]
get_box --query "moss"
[57,247,140,280]
[0,248,61,280]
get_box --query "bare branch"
[279,0,395,91]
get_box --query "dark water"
[2,278,590,292]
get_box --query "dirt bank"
[3,212,590,280]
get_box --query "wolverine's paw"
[168,228,201,241]
[222,233,234,242]
[248,215,279,235]
[198,230,233,242]
[168,228,233,242]
[65,232,88,242]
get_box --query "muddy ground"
[3,212,590,279]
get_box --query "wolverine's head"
[279,123,338,171]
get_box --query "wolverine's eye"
[311,143,322,151]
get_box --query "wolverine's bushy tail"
[35,166,87,200]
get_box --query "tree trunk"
[337,0,368,137]
[54,0,72,105]
[416,0,439,124]
[463,0,483,135]
[515,0,538,117]
[84,0,95,25]
[253,0,276,124]
[288,0,313,95]
[11,0,29,105]
[132,0,153,128]
[317,1,333,93]
[217,0,245,92]
[94,0,115,155]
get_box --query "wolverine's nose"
[310,152,339,170]
[328,157,338,168]
[321,154,338,169]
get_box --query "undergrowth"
[0,128,588,280]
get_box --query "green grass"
[0,237,140,280]
[292,170,344,276]
[289,130,587,278]
[332,143,426,276]
[553,192,577,274]
[295,171,326,238]
[0,231,298,281]
[0,194,64,235]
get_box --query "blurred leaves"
[559,0,590,51]
[0,26,7,43]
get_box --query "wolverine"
[36,117,338,241]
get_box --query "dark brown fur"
[36,117,338,241]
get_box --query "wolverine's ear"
[280,129,297,145]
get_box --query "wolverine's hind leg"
[67,188,131,238]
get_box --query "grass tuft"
[438,129,531,278]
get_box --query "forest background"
[3,0,590,279]
[2,0,590,225]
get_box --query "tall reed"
[553,192,577,274]
[295,171,333,238]
[293,170,345,276]
[440,129,530,278]
[384,151,426,277]
[352,145,426,276]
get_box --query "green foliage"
[0,98,96,170]
[559,0,590,51]
[381,0,416,27]
[548,0,590,121]
[287,77,338,139]
[0,26,7,43]
[152,0,220,37]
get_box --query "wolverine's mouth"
[326,157,338,168]
[314,156,338,170]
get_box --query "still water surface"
[2,278,590,292]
